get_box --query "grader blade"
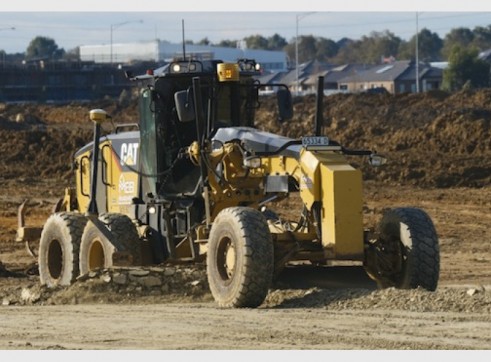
[16,199,43,258]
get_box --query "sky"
[0,1,490,54]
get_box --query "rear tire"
[38,212,87,287]
[79,213,139,275]
[207,207,274,308]
[365,207,440,291]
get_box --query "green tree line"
[2,26,491,92]
[2,24,491,65]
[191,25,491,65]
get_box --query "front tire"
[365,207,440,291]
[38,212,87,287]
[207,207,274,308]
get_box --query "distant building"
[256,61,374,95]
[338,61,443,94]
[0,61,145,103]
[256,60,334,95]
[80,40,288,72]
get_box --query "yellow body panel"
[255,149,365,260]
[104,142,139,214]
[321,164,364,259]
[74,140,139,215]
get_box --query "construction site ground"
[0,90,490,350]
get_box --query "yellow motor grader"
[18,59,439,308]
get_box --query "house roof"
[255,71,287,84]
[338,61,442,83]
[324,64,375,83]
[259,60,334,86]
[338,61,411,83]
[256,60,443,88]
[398,64,443,81]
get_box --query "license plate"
[301,136,330,147]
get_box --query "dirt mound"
[265,286,491,313]
[2,89,491,187]
[3,90,491,188]
[0,99,139,183]
[256,89,491,187]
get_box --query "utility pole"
[415,12,420,93]
[110,20,143,65]
[295,12,316,96]
[0,27,15,68]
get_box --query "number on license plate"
[302,136,330,147]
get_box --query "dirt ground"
[0,90,491,350]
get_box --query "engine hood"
[212,127,301,159]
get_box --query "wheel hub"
[88,239,105,271]
[224,243,236,278]
[216,236,236,281]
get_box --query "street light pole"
[415,12,420,93]
[110,20,143,65]
[0,27,15,67]
[295,12,315,96]
[295,15,299,96]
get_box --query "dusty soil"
[0,90,491,350]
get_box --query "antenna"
[182,19,186,60]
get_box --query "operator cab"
[128,58,292,201]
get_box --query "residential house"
[338,61,443,94]
[258,60,333,95]
[255,71,289,95]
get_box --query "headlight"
[172,64,181,73]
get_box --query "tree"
[329,31,401,64]
[244,35,268,50]
[331,38,359,64]
[441,27,474,59]
[442,46,490,91]
[284,35,318,65]
[26,36,64,60]
[361,30,402,64]
[298,35,317,64]
[315,38,338,62]
[197,37,211,46]
[267,34,287,51]
[63,47,80,61]
[471,25,491,51]
[399,28,443,62]
[216,39,237,48]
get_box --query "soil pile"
[1,89,491,187]
[0,99,138,182]
[256,89,491,187]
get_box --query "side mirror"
[277,88,293,122]
[174,89,195,123]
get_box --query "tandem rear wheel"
[38,212,87,287]
[38,212,141,287]
[79,213,140,274]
